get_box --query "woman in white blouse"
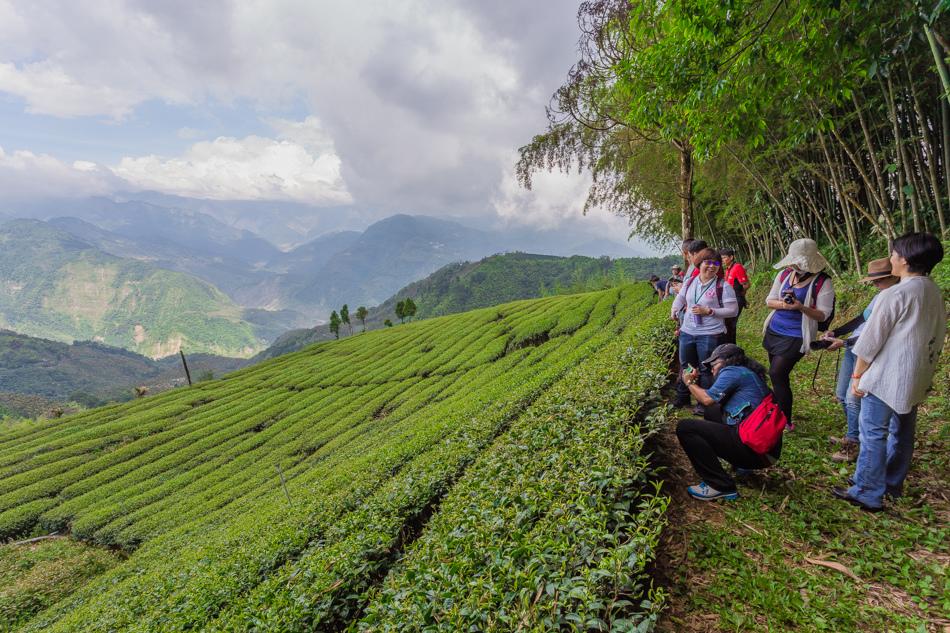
[762,239,835,423]
[831,233,946,512]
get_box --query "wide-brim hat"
[702,343,744,369]
[856,257,896,283]
[773,238,830,273]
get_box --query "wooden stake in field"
[180,350,193,386]
[277,463,293,507]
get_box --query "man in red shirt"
[720,248,749,344]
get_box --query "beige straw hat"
[773,238,831,273]
[856,258,896,283]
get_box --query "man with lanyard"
[721,248,749,344]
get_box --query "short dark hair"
[649,274,660,283]
[716,347,769,385]
[686,239,708,254]
[682,239,695,250]
[891,232,944,275]
[694,248,721,265]
[720,247,735,257]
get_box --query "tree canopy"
[519,0,950,271]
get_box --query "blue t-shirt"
[768,277,809,337]
[706,366,771,425]
[655,279,668,294]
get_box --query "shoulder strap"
[780,268,793,283]
[715,277,724,307]
[809,272,830,309]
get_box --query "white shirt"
[671,276,738,336]
[853,276,947,414]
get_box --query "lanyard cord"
[693,277,716,306]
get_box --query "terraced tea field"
[0,283,673,632]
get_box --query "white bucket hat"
[773,238,830,273]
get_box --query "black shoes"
[830,486,883,513]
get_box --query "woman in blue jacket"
[677,344,775,501]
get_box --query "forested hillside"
[0,220,271,359]
[519,0,950,268]
[0,330,162,399]
[0,282,672,632]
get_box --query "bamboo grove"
[517,0,950,271]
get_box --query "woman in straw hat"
[816,258,899,463]
[762,238,835,423]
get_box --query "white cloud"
[491,160,629,233]
[111,123,353,205]
[0,0,584,213]
[0,147,121,197]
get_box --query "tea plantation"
[0,283,672,632]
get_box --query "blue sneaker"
[687,482,738,501]
[736,468,756,475]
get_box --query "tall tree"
[340,304,351,336]
[355,306,368,332]
[328,310,341,340]
[394,301,406,325]
[404,297,417,323]
[517,0,696,243]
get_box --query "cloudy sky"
[0,0,648,244]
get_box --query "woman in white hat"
[762,238,835,423]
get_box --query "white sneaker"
[687,482,739,501]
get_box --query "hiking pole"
[811,351,823,393]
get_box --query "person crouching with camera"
[814,258,899,463]
[676,344,776,501]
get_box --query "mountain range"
[0,220,272,359]
[0,194,665,361]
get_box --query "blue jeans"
[848,393,918,508]
[835,347,861,442]
[677,332,720,397]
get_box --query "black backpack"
[779,269,835,331]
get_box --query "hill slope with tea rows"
[0,283,672,632]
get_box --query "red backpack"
[738,393,789,454]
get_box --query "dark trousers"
[676,417,781,492]
[723,317,738,345]
[767,353,803,422]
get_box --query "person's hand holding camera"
[682,365,700,386]
[818,331,845,350]
[781,290,803,311]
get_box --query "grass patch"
[0,538,120,631]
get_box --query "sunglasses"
[702,260,721,267]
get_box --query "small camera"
[810,339,833,351]
[781,288,796,305]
